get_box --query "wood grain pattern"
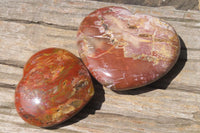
[0,0,200,132]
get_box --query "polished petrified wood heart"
[77,6,180,91]
[15,48,94,127]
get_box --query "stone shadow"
[114,36,187,95]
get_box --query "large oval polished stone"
[77,6,180,91]
[15,48,94,127]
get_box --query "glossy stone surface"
[77,6,180,91]
[15,48,94,127]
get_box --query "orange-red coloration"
[77,6,180,91]
[15,48,94,127]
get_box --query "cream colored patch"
[104,15,125,32]
[159,45,173,59]
[52,104,75,121]
[56,49,73,61]
[68,88,76,98]
[122,33,141,48]
[51,66,64,81]
[52,86,58,94]
[70,99,83,108]
[81,38,105,57]
[154,43,173,60]
[132,53,159,65]
[88,85,94,96]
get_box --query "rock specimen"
[15,48,94,127]
[77,6,180,91]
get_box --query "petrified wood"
[0,0,200,132]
